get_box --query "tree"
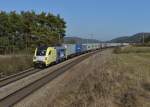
[0,11,66,54]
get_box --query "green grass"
[0,55,33,78]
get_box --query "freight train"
[33,43,127,68]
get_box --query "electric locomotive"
[33,46,56,68]
[33,45,65,68]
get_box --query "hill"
[64,37,101,44]
[110,33,150,43]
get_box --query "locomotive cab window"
[49,51,51,55]
[36,50,46,56]
[36,46,48,56]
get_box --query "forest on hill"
[0,11,66,54]
[110,33,150,43]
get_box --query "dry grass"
[0,55,33,78]
[113,46,150,54]
[49,49,150,107]
[14,49,150,107]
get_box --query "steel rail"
[0,68,40,88]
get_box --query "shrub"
[0,55,33,78]
[113,47,122,54]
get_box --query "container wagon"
[82,43,93,51]
[63,44,76,59]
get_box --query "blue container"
[75,44,82,54]
[55,46,65,61]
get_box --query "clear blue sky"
[0,0,150,41]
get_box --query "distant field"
[0,55,33,78]
[15,48,150,107]
[114,46,150,54]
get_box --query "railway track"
[0,50,99,107]
[0,68,40,88]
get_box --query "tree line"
[0,11,66,54]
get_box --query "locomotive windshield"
[36,46,47,56]
[36,50,46,56]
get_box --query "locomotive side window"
[49,51,51,55]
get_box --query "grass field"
[114,46,150,54]
[49,48,150,107]
[0,55,33,78]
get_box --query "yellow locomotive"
[33,45,66,68]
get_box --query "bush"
[113,47,122,54]
[0,55,33,78]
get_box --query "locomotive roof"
[37,45,48,50]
